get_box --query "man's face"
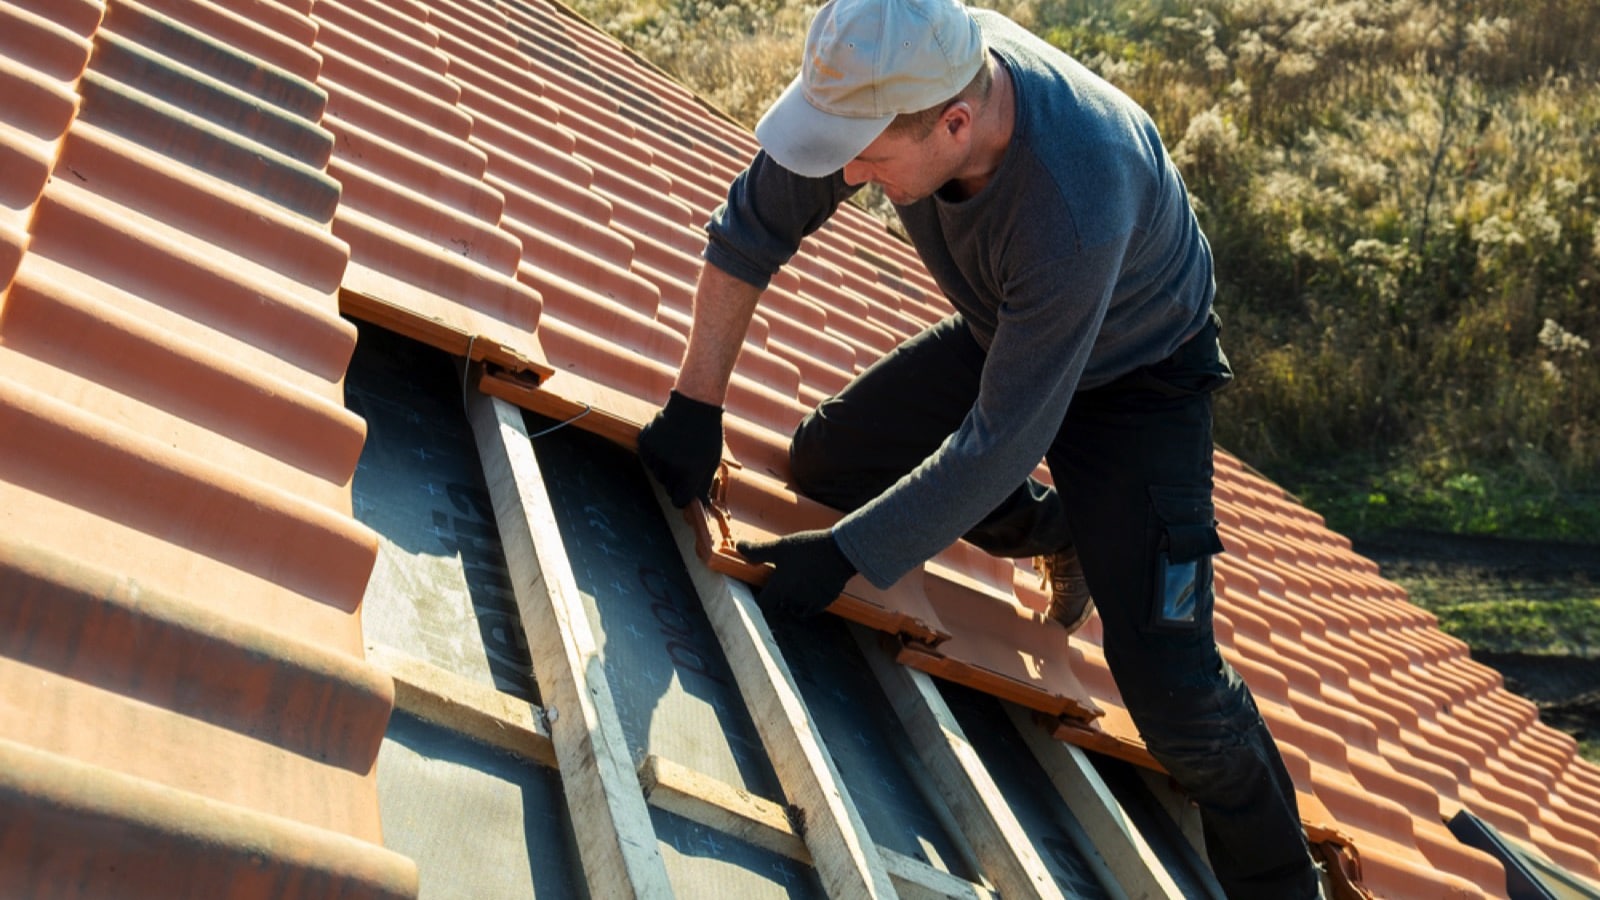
[841,122,962,206]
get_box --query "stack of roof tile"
[2,0,1596,896]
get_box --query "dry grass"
[565,0,817,126]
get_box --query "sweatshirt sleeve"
[704,150,858,289]
[832,239,1124,588]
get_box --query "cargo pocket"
[1147,484,1226,632]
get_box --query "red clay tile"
[519,260,682,369]
[511,219,660,316]
[76,77,340,224]
[8,0,105,38]
[128,0,323,84]
[0,61,76,158]
[299,0,568,383]
[58,122,344,283]
[618,222,703,290]
[318,0,437,48]
[0,3,94,85]
[0,10,87,296]
[460,92,596,192]
[324,81,481,174]
[482,159,623,260]
[0,737,416,900]
[0,540,391,818]
[534,313,678,405]
[898,592,1102,721]
[0,272,361,500]
[29,183,355,379]
[315,29,463,132]
[3,378,375,609]
[0,2,420,891]
[331,160,523,274]
[326,117,501,222]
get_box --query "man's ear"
[942,101,974,139]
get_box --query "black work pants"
[788,313,1319,899]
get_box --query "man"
[637,0,1323,895]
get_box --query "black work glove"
[736,529,857,620]
[638,391,724,507]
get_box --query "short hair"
[886,60,994,139]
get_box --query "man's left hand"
[736,529,857,620]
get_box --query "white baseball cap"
[754,0,986,178]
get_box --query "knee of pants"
[786,408,873,506]
[787,410,832,492]
[1112,644,1261,758]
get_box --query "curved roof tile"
[0,0,413,895]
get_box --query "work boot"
[1033,545,1094,634]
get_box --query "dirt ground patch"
[1353,531,1599,603]
[1352,532,1600,761]
[1470,651,1600,746]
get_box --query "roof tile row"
[0,0,413,894]
[313,0,548,380]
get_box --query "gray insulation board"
[531,417,1004,891]
[348,327,572,897]
[651,806,824,900]
[345,323,1088,897]
[941,682,1115,897]
[378,711,585,900]
[528,417,825,897]
[1087,749,1220,896]
[529,415,780,794]
[774,617,978,880]
[347,324,536,701]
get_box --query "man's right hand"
[638,391,725,507]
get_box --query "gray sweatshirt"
[704,10,1215,588]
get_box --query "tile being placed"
[0,1,413,896]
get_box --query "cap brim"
[754,74,894,178]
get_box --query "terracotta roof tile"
[0,0,413,893]
[307,0,548,381]
[115,0,322,81]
